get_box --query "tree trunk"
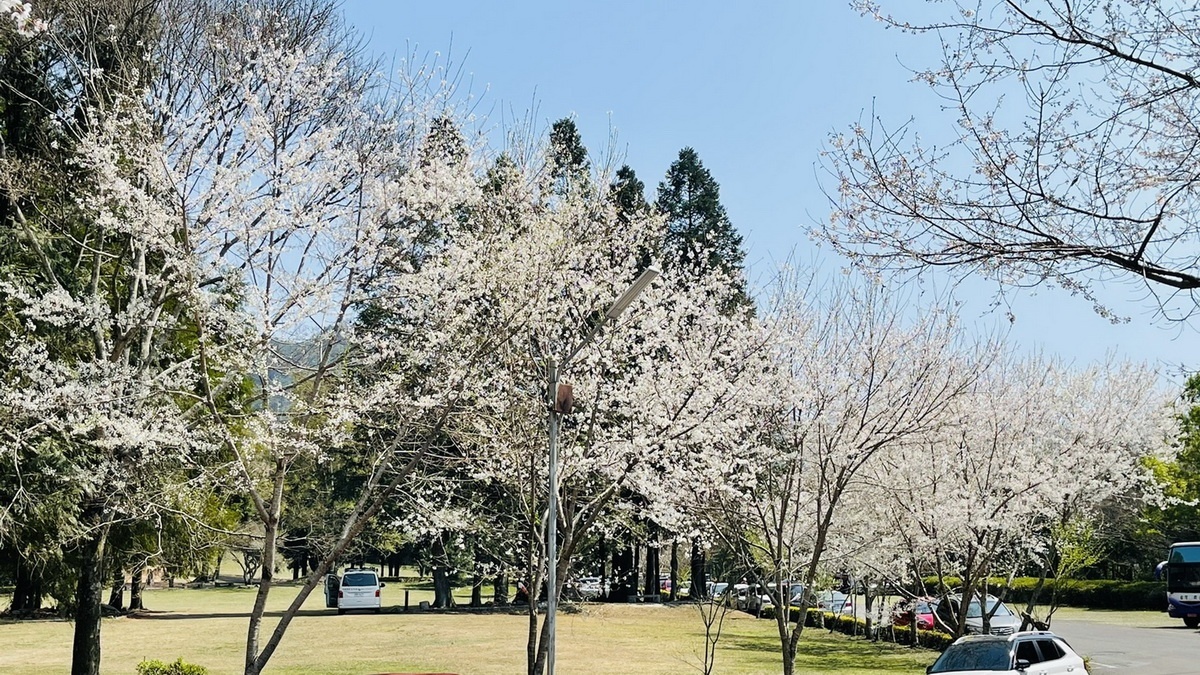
[244,510,279,675]
[690,540,707,599]
[71,526,109,675]
[526,602,541,675]
[493,572,509,605]
[608,542,635,602]
[643,540,659,598]
[669,540,678,601]
[11,556,43,613]
[129,560,145,611]
[106,565,124,610]
[470,570,483,607]
[432,565,453,608]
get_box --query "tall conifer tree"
[656,148,747,296]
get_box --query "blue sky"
[342,0,1195,378]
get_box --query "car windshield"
[929,641,1012,672]
[342,573,378,587]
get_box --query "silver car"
[934,594,1021,636]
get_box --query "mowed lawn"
[0,585,938,674]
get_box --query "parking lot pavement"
[1050,617,1199,674]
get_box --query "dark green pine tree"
[655,147,747,301]
[610,165,656,272]
[611,165,649,222]
[548,117,589,191]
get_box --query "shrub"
[913,576,1164,611]
[756,605,954,652]
[136,658,209,675]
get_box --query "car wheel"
[1185,616,1199,629]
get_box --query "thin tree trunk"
[244,466,284,675]
[669,539,678,601]
[526,603,541,675]
[129,560,145,611]
[71,525,109,675]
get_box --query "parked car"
[337,567,384,614]
[815,590,854,615]
[926,631,1086,674]
[933,594,1021,636]
[729,583,751,610]
[891,596,936,630]
[746,584,774,616]
[576,576,604,598]
[786,583,822,607]
[708,581,729,601]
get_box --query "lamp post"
[545,265,660,675]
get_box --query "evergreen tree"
[655,147,747,296]
[611,165,649,222]
[548,117,589,191]
[610,165,656,273]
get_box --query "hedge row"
[913,576,1165,611]
[761,606,955,651]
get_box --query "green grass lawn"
[0,584,939,674]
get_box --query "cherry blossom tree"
[868,354,1174,635]
[822,1,1200,322]
[399,146,770,673]
[731,274,995,675]
[0,2,208,672]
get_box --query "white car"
[337,568,384,614]
[576,576,604,598]
[926,631,1086,675]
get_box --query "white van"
[337,568,384,614]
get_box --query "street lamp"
[545,265,660,675]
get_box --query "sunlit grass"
[0,584,939,674]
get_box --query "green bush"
[913,576,1165,611]
[135,658,209,675]
[753,605,955,651]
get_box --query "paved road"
[1050,617,1197,674]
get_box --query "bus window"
[1169,545,1200,563]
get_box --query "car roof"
[952,631,1063,645]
